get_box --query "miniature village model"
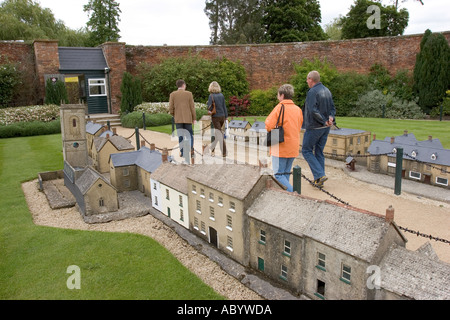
[37,104,450,300]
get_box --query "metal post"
[293,165,301,194]
[440,104,443,121]
[135,127,140,150]
[142,112,146,130]
[394,147,403,195]
[107,120,110,131]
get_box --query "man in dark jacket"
[302,71,336,188]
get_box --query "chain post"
[394,147,403,195]
[293,165,301,194]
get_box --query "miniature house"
[92,135,135,173]
[367,131,450,188]
[248,121,267,145]
[228,120,251,142]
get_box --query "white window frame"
[436,177,448,186]
[409,171,421,180]
[88,78,107,97]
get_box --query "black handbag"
[265,104,285,146]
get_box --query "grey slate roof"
[379,244,450,299]
[75,167,115,195]
[187,164,265,200]
[94,135,135,153]
[59,47,108,71]
[151,162,195,194]
[110,146,167,173]
[249,121,267,133]
[229,120,250,129]
[86,121,104,135]
[368,133,450,166]
[329,127,367,136]
[247,189,395,262]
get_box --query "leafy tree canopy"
[84,0,121,46]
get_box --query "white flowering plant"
[0,104,60,126]
[134,102,207,114]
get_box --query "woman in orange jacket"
[265,84,303,192]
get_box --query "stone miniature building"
[92,134,135,173]
[300,127,372,164]
[150,162,195,229]
[367,131,450,188]
[248,121,267,146]
[228,119,251,142]
[246,189,407,299]
[186,163,283,265]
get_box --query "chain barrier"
[296,171,450,245]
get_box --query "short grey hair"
[278,84,295,100]
[307,71,320,83]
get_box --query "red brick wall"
[101,42,127,114]
[33,40,60,99]
[126,32,450,91]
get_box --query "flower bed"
[0,105,60,126]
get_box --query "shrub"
[138,55,249,103]
[135,102,208,114]
[228,95,251,116]
[121,112,174,128]
[44,78,68,105]
[0,119,61,138]
[0,58,22,108]
[248,87,279,116]
[120,72,143,114]
[350,90,425,119]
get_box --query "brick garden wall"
[1,31,449,112]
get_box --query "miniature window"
[200,188,205,198]
[332,138,337,146]
[357,137,361,145]
[283,240,291,257]
[179,195,183,207]
[259,230,266,244]
[166,189,170,200]
[226,215,232,231]
[209,206,215,220]
[194,217,199,230]
[123,168,129,176]
[280,265,288,281]
[431,153,437,161]
[209,192,214,202]
[349,137,353,145]
[99,198,104,207]
[192,184,197,194]
[123,179,130,188]
[72,118,77,127]
[201,221,206,235]
[341,264,351,284]
[180,209,184,221]
[409,171,421,180]
[226,236,233,251]
[88,78,107,96]
[218,197,223,207]
[196,200,201,214]
[229,201,235,212]
[316,280,325,299]
[154,196,158,206]
[317,252,326,271]
[436,177,448,186]
[153,182,157,190]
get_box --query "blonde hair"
[208,81,222,93]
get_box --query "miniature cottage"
[228,120,251,142]
[92,135,135,173]
[248,121,267,145]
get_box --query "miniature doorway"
[209,227,218,248]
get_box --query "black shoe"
[314,176,328,188]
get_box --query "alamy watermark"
[367,5,381,30]
[366,265,381,290]
[66,265,81,290]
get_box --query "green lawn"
[0,134,223,300]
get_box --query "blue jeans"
[176,123,193,161]
[272,156,295,192]
[302,127,330,180]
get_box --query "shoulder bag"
[265,104,285,146]
[208,94,217,116]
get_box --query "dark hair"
[176,79,185,88]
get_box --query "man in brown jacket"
[169,79,196,162]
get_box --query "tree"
[120,72,142,114]
[84,0,121,46]
[413,29,450,113]
[44,78,68,106]
[340,0,409,39]
[204,0,266,45]
[0,0,91,46]
[262,0,326,43]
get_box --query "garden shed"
[58,47,111,114]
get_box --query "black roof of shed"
[59,47,108,71]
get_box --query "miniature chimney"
[162,148,168,163]
[403,130,408,136]
[373,134,376,141]
[386,205,395,223]
[390,137,395,144]
[150,143,156,151]
[112,127,117,135]
[428,135,433,141]
[106,133,110,139]
[141,140,145,148]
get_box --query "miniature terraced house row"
[367,132,450,188]
[150,162,194,229]
[246,189,407,300]
[186,164,282,264]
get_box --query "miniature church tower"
[60,104,88,168]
